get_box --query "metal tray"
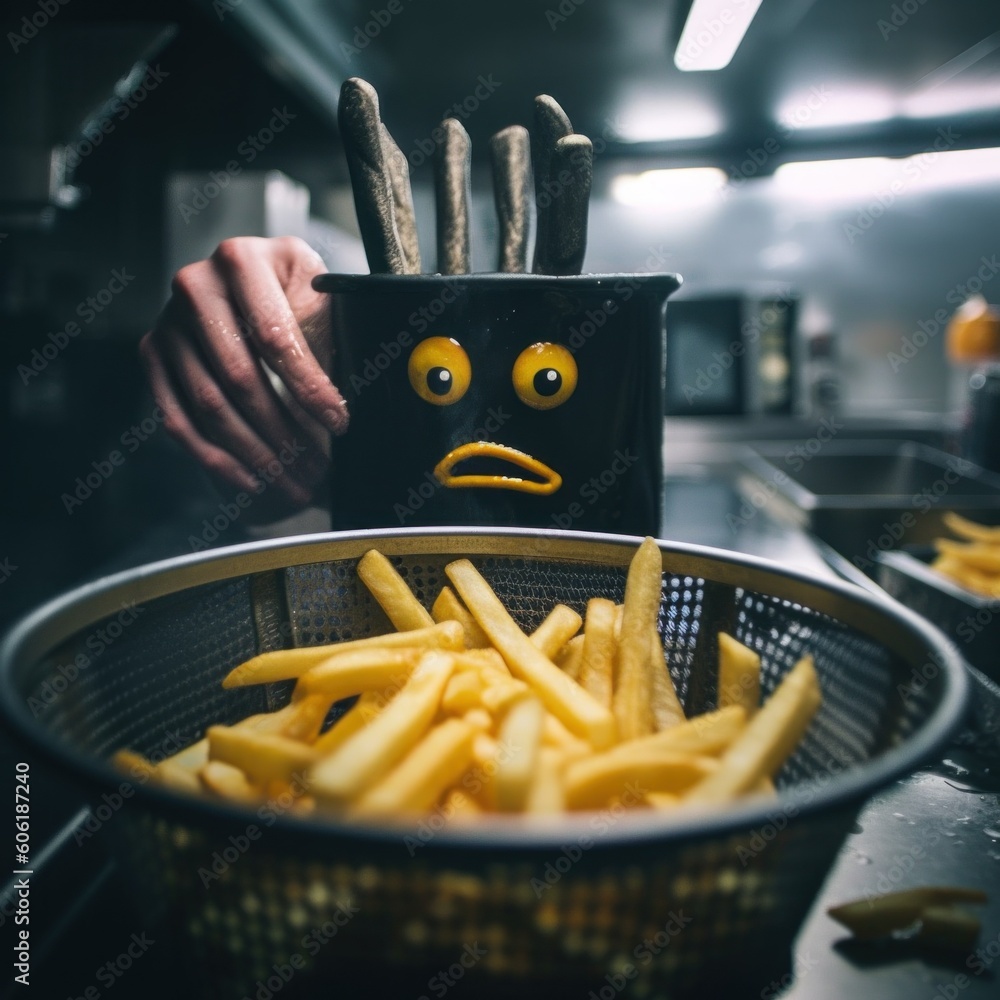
[737,439,1000,567]
[877,546,1000,753]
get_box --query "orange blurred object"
[946,296,1000,363]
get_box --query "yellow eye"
[408,336,471,405]
[512,342,577,410]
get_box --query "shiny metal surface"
[738,439,1000,565]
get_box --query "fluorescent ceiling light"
[674,0,764,72]
[773,147,1000,201]
[611,99,723,142]
[776,85,896,132]
[772,157,895,200]
[901,83,1000,120]
[903,146,1000,191]
[610,167,727,207]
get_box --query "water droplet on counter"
[892,812,907,820]
[854,851,873,865]
[954,815,971,823]
[985,827,1000,840]
[922,753,1000,792]
[941,758,972,779]
[850,821,864,835]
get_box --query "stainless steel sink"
[737,439,1000,568]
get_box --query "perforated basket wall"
[0,530,967,999]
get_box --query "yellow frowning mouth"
[433,441,562,496]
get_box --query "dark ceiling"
[206,0,1000,170]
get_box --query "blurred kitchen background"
[2,0,1000,625]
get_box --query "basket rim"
[0,527,970,855]
[877,547,1000,610]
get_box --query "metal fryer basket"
[0,529,968,998]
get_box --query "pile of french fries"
[931,512,1000,598]
[112,538,822,819]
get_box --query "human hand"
[140,236,347,520]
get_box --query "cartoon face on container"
[316,271,680,536]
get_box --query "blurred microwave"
[664,293,798,416]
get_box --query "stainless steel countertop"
[661,468,1000,1000]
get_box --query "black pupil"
[533,368,562,396]
[427,366,452,396]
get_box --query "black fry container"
[313,272,681,535]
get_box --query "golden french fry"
[931,553,967,575]
[462,707,493,731]
[432,586,490,648]
[278,693,333,743]
[309,650,456,804]
[942,511,1000,542]
[295,647,420,700]
[222,620,463,688]
[199,760,259,803]
[555,634,585,680]
[932,549,1000,597]
[472,731,499,765]
[442,670,486,714]
[645,791,679,809]
[440,787,483,818]
[604,704,745,760]
[684,655,821,805]
[111,749,156,782]
[153,759,203,794]
[717,632,761,716]
[649,627,686,730]
[236,707,297,735]
[565,751,719,810]
[934,539,1000,574]
[263,778,312,814]
[355,718,476,814]
[542,712,592,757]
[451,648,510,675]
[494,695,545,812]
[612,536,661,740]
[445,559,616,749]
[159,737,210,773]
[464,732,501,809]
[937,561,988,593]
[752,776,777,797]
[525,747,566,814]
[114,745,206,793]
[828,886,987,942]
[208,725,318,785]
[579,598,616,709]
[480,678,530,714]
[358,549,436,631]
[530,604,583,659]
